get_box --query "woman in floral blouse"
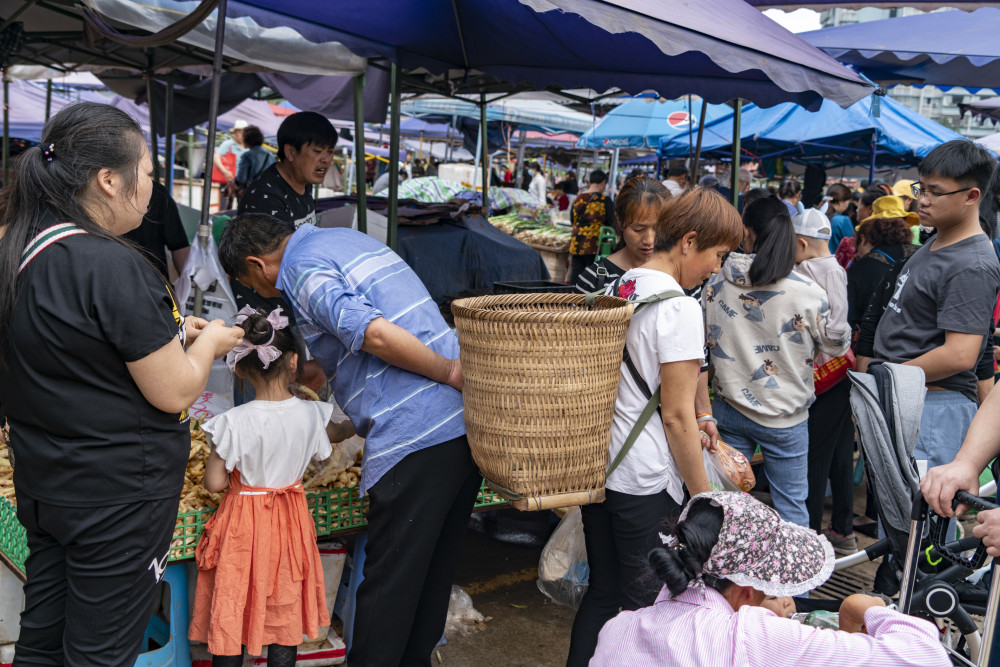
[569,169,617,283]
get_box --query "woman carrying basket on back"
[567,186,744,666]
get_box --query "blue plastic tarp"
[108,0,877,110]
[577,97,731,149]
[0,80,107,141]
[659,94,966,167]
[798,8,1000,91]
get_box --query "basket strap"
[607,386,660,477]
[605,287,686,478]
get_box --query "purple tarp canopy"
[101,0,874,110]
[798,8,1000,91]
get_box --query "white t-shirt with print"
[606,268,705,500]
[202,397,334,488]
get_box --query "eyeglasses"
[910,183,973,200]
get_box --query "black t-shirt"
[125,181,191,280]
[0,227,188,505]
[237,164,316,228]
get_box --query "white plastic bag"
[174,230,238,397]
[444,585,485,639]
[537,507,589,608]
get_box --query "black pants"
[567,488,681,667]
[13,494,178,666]
[569,254,596,285]
[806,378,855,535]
[348,436,481,667]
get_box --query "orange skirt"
[188,471,329,656]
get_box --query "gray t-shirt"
[874,234,1000,401]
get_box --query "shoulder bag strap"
[18,223,87,276]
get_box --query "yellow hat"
[891,179,915,199]
[863,195,919,226]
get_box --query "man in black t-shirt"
[238,111,339,229]
[125,181,190,279]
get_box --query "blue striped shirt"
[277,225,466,494]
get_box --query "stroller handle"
[954,489,998,513]
[916,489,998,573]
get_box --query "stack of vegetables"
[489,208,570,252]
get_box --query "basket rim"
[451,293,634,324]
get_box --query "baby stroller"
[844,362,1000,665]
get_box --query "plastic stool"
[596,226,617,260]
[134,562,191,667]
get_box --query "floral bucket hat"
[673,491,835,597]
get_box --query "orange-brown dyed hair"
[654,187,744,252]
[615,175,672,233]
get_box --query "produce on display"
[489,209,570,252]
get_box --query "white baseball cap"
[232,119,249,130]
[792,208,832,240]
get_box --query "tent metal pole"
[514,130,526,189]
[44,79,52,121]
[868,131,877,187]
[194,0,228,317]
[387,61,401,250]
[608,148,620,200]
[353,72,367,234]
[146,54,160,185]
[2,72,7,183]
[480,92,489,216]
[687,96,693,163]
[691,102,708,181]
[187,130,194,207]
[165,79,175,195]
[730,99,741,209]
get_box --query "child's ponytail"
[227,306,297,380]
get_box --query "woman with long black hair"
[0,102,242,664]
[702,197,848,526]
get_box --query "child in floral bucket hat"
[590,492,950,667]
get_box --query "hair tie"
[41,143,55,162]
[225,305,289,371]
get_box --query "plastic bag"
[444,585,485,639]
[703,440,756,493]
[537,507,589,608]
[173,231,238,397]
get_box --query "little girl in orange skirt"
[189,306,354,666]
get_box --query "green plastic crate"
[0,496,26,573]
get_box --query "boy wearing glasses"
[864,140,999,476]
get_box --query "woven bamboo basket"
[451,293,634,511]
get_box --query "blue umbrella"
[577,98,731,149]
[658,94,966,168]
[799,8,1000,91]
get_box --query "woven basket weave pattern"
[452,293,633,510]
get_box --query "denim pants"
[714,398,810,526]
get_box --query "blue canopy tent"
[658,95,965,177]
[93,0,874,254]
[798,8,1000,91]
[401,97,595,135]
[577,97,731,149]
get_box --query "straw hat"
[863,195,919,226]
